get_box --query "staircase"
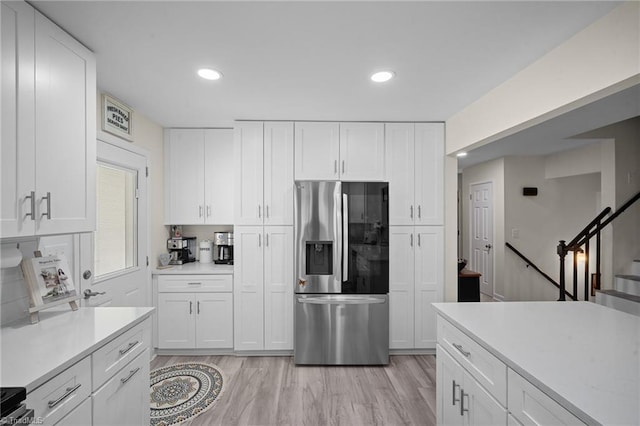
[596,260,640,317]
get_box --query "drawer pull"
[119,341,139,356]
[452,380,460,406]
[453,343,471,357]
[120,367,140,384]
[460,389,469,415]
[48,384,81,408]
[188,282,202,285]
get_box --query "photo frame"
[20,254,79,323]
[101,93,133,141]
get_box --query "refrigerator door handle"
[342,193,349,282]
[297,296,386,305]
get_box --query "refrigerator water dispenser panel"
[305,241,333,275]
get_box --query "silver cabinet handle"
[258,204,262,218]
[42,192,51,219]
[418,234,421,247]
[119,341,138,356]
[189,301,193,314]
[25,191,35,221]
[258,234,261,247]
[460,389,469,415]
[199,205,203,218]
[265,233,269,247]
[188,282,202,286]
[334,160,338,174]
[206,205,211,217]
[48,384,81,408]
[410,205,413,219]
[418,205,422,219]
[410,234,413,247]
[120,367,140,384]
[453,343,471,357]
[265,205,269,218]
[342,160,345,174]
[197,300,200,314]
[452,380,460,406]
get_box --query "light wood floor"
[150,355,437,426]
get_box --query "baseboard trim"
[390,348,436,356]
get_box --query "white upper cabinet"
[294,122,386,181]
[235,121,293,226]
[339,122,385,181]
[1,3,96,237]
[294,122,340,180]
[386,123,444,226]
[164,128,233,225]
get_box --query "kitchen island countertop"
[433,301,640,425]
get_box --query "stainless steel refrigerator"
[294,181,389,365]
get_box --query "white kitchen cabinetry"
[389,226,443,349]
[1,1,96,237]
[156,274,234,349]
[294,122,385,181]
[234,226,293,351]
[164,128,234,224]
[386,123,444,226]
[235,122,294,226]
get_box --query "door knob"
[83,289,105,299]
[82,270,92,280]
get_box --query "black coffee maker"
[214,232,233,264]
[167,237,196,265]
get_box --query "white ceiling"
[31,1,621,130]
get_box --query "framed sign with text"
[101,93,133,141]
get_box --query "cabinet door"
[34,11,96,235]
[264,226,293,350]
[234,122,264,225]
[462,369,507,426]
[196,293,233,348]
[386,123,415,226]
[389,226,415,349]
[164,129,205,224]
[414,123,444,225]
[264,122,294,225]
[234,226,265,350]
[414,226,443,349]
[157,293,195,348]
[1,1,35,237]
[339,122,385,181]
[204,129,234,224]
[294,122,339,180]
[57,396,91,426]
[93,349,151,426]
[436,345,465,426]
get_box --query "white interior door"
[470,182,493,297]
[79,140,148,307]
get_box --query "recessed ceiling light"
[371,71,394,83]
[456,152,468,157]
[197,68,222,80]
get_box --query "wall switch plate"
[511,228,520,238]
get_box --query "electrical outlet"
[511,228,520,239]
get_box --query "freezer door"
[294,294,389,365]
[294,181,342,293]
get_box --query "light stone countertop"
[433,301,640,426]
[152,261,233,275]
[0,307,154,392]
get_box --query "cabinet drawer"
[92,318,151,390]
[158,274,232,292]
[437,315,507,406]
[56,396,91,426]
[26,356,91,426]
[93,349,151,426]
[508,369,584,425]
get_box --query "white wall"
[446,2,640,155]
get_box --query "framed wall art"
[101,93,133,141]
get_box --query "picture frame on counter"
[20,254,79,323]
[101,93,133,141]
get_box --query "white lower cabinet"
[156,275,234,349]
[57,397,91,426]
[92,349,150,426]
[389,226,443,349]
[234,225,293,351]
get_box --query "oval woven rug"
[150,362,225,426]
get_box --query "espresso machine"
[214,232,233,264]
[167,237,196,265]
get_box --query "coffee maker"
[167,237,196,265]
[214,232,234,264]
